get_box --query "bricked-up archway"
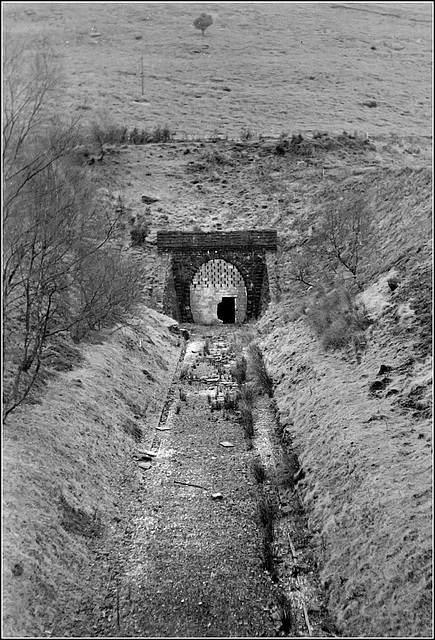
[190,259,247,324]
[157,231,277,323]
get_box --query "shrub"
[306,287,371,352]
[130,224,149,246]
[89,122,175,147]
[91,122,129,145]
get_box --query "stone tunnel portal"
[190,259,247,325]
[156,230,278,324]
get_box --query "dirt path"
[89,326,279,637]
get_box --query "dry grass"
[2,308,181,637]
[258,494,278,581]
[248,343,274,397]
[3,3,431,138]
[252,459,267,484]
[261,314,432,637]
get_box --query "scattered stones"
[141,194,160,204]
[369,377,392,395]
[377,364,393,376]
[387,276,400,291]
[169,325,190,340]
[137,449,157,458]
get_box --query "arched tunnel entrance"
[190,259,247,325]
[156,231,277,324]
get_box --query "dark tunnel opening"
[217,297,236,324]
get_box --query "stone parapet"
[157,230,277,252]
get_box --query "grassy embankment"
[2,310,182,637]
[258,159,432,637]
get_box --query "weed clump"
[252,459,266,484]
[248,343,274,397]
[231,355,247,385]
[122,418,143,443]
[203,338,211,356]
[258,495,278,580]
[59,496,102,539]
[276,452,300,490]
[276,593,295,635]
[237,384,255,444]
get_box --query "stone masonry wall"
[157,231,277,323]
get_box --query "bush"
[89,122,175,147]
[130,224,149,246]
[306,287,371,352]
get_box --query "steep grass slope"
[3,309,182,637]
[260,311,432,637]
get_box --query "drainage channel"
[97,326,336,637]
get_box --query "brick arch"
[172,250,266,322]
[189,257,249,324]
[189,252,253,291]
[157,231,277,323]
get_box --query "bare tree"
[319,196,372,289]
[2,36,145,418]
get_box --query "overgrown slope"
[3,309,182,637]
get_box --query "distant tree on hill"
[193,13,213,37]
